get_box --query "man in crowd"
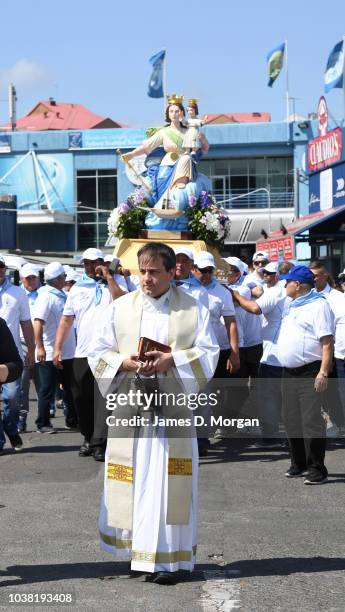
[173,247,209,307]
[277,265,334,484]
[309,260,345,432]
[34,262,77,433]
[53,248,119,461]
[0,318,23,454]
[232,261,289,445]
[88,242,219,584]
[0,255,34,452]
[243,251,268,294]
[18,264,41,433]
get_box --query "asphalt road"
[1,402,345,611]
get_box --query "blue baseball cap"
[280,265,315,286]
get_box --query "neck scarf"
[172,275,201,289]
[289,288,325,310]
[75,272,103,305]
[194,277,219,291]
[39,284,67,302]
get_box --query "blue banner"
[68,129,145,150]
[0,152,74,212]
[267,42,285,87]
[324,40,344,93]
[148,50,166,98]
[309,162,345,213]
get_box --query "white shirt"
[0,281,31,358]
[277,297,334,368]
[229,283,251,348]
[63,283,113,357]
[256,283,290,366]
[175,279,209,309]
[320,284,345,359]
[204,282,235,350]
[243,272,265,288]
[113,274,128,293]
[34,289,76,361]
[20,286,40,355]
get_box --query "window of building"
[199,157,293,208]
[77,169,117,249]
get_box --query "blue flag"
[324,40,344,93]
[148,50,166,98]
[267,42,285,87]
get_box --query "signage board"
[256,234,295,262]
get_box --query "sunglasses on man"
[197,267,214,274]
[253,260,269,266]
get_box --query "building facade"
[0,121,310,257]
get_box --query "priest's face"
[139,255,175,298]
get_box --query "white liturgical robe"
[88,287,219,574]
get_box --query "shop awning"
[286,204,345,236]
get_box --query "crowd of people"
[1,242,345,582]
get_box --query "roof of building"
[202,112,271,124]
[6,99,126,131]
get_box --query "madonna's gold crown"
[188,98,198,107]
[167,93,184,106]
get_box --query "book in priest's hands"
[137,337,171,362]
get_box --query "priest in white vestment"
[88,242,219,584]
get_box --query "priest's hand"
[121,353,142,372]
[145,350,174,374]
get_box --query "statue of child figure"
[182,98,208,156]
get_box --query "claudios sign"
[307,97,343,172]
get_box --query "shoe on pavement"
[49,409,56,418]
[37,426,56,434]
[304,474,328,485]
[151,571,177,585]
[326,423,339,438]
[8,433,23,451]
[64,422,79,431]
[93,448,105,462]
[18,421,27,433]
[79,441,93,457]
[285,467,307,478]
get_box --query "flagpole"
[285,39,290,140]
[343,35,345,122]
[163,49,167,118]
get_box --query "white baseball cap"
[44,262,65,281]
[81,248,104,261]
[175,247,194,261]
[223,256,246,276]
[194,252,215,269]
[104,254,120,265]
[262,261,278,273]
[0,254,6,265]
[253,250,269,262]
[338,268,345,278]
[20,264,39,278]
[65,270,80,283]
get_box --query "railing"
[213,189,294,209]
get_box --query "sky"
[1,0,345,128]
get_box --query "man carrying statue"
[88,242,219,584]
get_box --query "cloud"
[0,58,52,90]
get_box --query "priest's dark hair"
[137,242,176,271]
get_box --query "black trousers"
[282,361,327,476]
[70,357,107,449]
[58,359,78,426]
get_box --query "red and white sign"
[318,96,328,137]
[256,235,295,262]
[308,127,342,172]
[308,96,342,172]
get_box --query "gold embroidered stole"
[106,287,198,530]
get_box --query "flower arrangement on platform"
[186,191,231,248]
[107,187,150,239]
